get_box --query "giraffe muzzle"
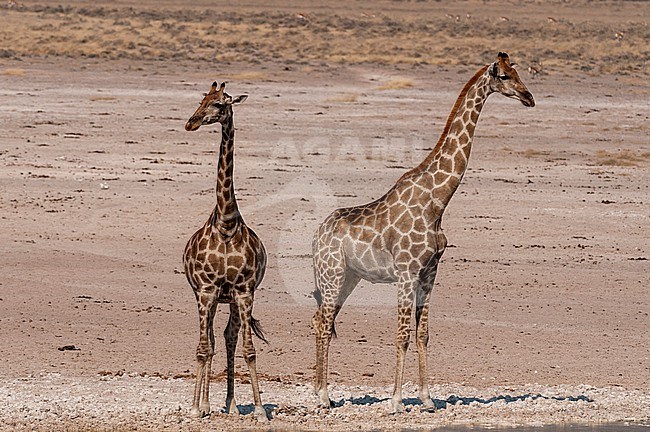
[520,91,535,108]
[185,117,202,131]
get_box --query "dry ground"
[0,0,649,430]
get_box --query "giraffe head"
[488,52,535,107]
[185,82,248,131]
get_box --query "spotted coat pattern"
[183,82,268,421]
[311,53,535,412]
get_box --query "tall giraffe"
[312,52,535,412]
[184,82,268,421]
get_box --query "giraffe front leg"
[191,357,206,417]
[199,302,217,416]
[416,241,444,411]
[191,339,212,416]
[191,296,217,417]
[200,353,214,416]
[224,304,241,415]
[391,305,411,413]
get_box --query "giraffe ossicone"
[311,52,535,413]
[183,82,268,421]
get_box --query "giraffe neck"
[212,114,240,236]
[404,65,492,209]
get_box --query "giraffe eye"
[499,75,511,81]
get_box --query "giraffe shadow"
[331,394,390,408]
[328,392,592,411]
[403,393,593,410]
[234,403,278,417]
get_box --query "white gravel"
[0,373,648,431]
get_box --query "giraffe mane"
[396,64,490,183]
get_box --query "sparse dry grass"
[0,3,647,75]
[376,79,415,90]
[1,68,25,76]
[519,149,551,158]
[593,150,649,167]
[227,71,268,82]
[325,93,360,103]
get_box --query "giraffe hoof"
[390,400,405,414]
[317,389,333,409]
[226,405,239,415]
[421,398,436,412]
[190,406,210,418]
[225,399,239,415]
[318,399,334,409]
[254,406,269,422]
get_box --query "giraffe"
[312,52,535,412]
[183,81,268,421]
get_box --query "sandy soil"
[0,1,649,430]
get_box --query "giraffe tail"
[313,288,323,306]
[251,316,269,344]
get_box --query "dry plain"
[0,1,649,430]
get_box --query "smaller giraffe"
[184,82,268,421]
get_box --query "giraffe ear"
[232,94,248,105]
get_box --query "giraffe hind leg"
[312,283,326,397]
[313,270,361,408]
[415,285,435,410]
[224,304,241,415]
[237,294,269,421]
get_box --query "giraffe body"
[183,82,268,421]
[312,53,535,412]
